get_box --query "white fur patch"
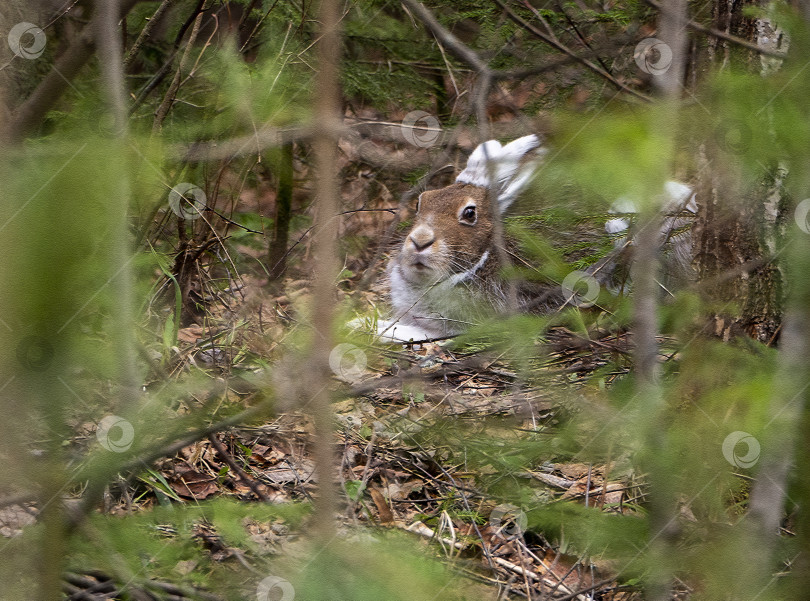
[605,217,630,234]
[605,181,698,242]
[456,140,503,188]
[445,250,489,287]
[607,181,697,221]
[373,320,435,343]
[455,135,543,211]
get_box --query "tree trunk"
[267,142,294,282]
[691,0,784,344]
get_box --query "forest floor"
[63,267,677,601]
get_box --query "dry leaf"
[177,325,205,343]
[369,487,394,524]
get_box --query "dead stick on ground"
[207,434,272,502]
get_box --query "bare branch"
[153,0,212,133]
[400,0,491,75]
[635,2,688,599]
[171,119,543,164]
[309,0,343,540]
[96,0,128,135]
[123,0,177,69]
[495,0,652,102]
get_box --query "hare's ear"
[456,134,544,213]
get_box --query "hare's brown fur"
[383,135,545,339]
[388,184,511,337]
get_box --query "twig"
[405,521,587,599]
[553,0,613,74]
[496,0,651,102]
[553,578,617,601]
[143,579,227,601]
[636,3,687,599]
[129,0,207,115]
[153,0,212,132]
[239,0,282,54]
[207,434,273,502]
[123,0,177,68]
[173,125,316,161]
[400,0,492,75]
[70,399,276,528]
[308,0,343,540]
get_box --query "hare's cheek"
[431,243,454,272]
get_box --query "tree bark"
[268,142,294,282]
[691,0,783,343]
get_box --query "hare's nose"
[409,227,435,252]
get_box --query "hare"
[374,135,698,342]
[379,135,546,341]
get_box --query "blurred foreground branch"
[309,0,343,539]
[634,2,688,600]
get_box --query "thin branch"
[495,0,652,102]
[172,119,540,163]
[96,0,128,135]
[207,434,273,502]
[636,2,688,598]
[153,0,212,132]
[123,0,178,69]
[553,0,613,74]
[400,0,491,75]
[70,399,277,528]
[309,0,343,541]
[129,0,207,115]
[173,124,316,161]
[239,0,283,54]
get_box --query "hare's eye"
[460,205,477,224]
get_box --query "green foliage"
[343,3,445,106]
[7,1,810,599]
[65,499,308,593]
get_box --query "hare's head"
[393,135,544,288]
[384,134,543,338]
[396,183,492,286]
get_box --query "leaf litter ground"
[2,272,694,601]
